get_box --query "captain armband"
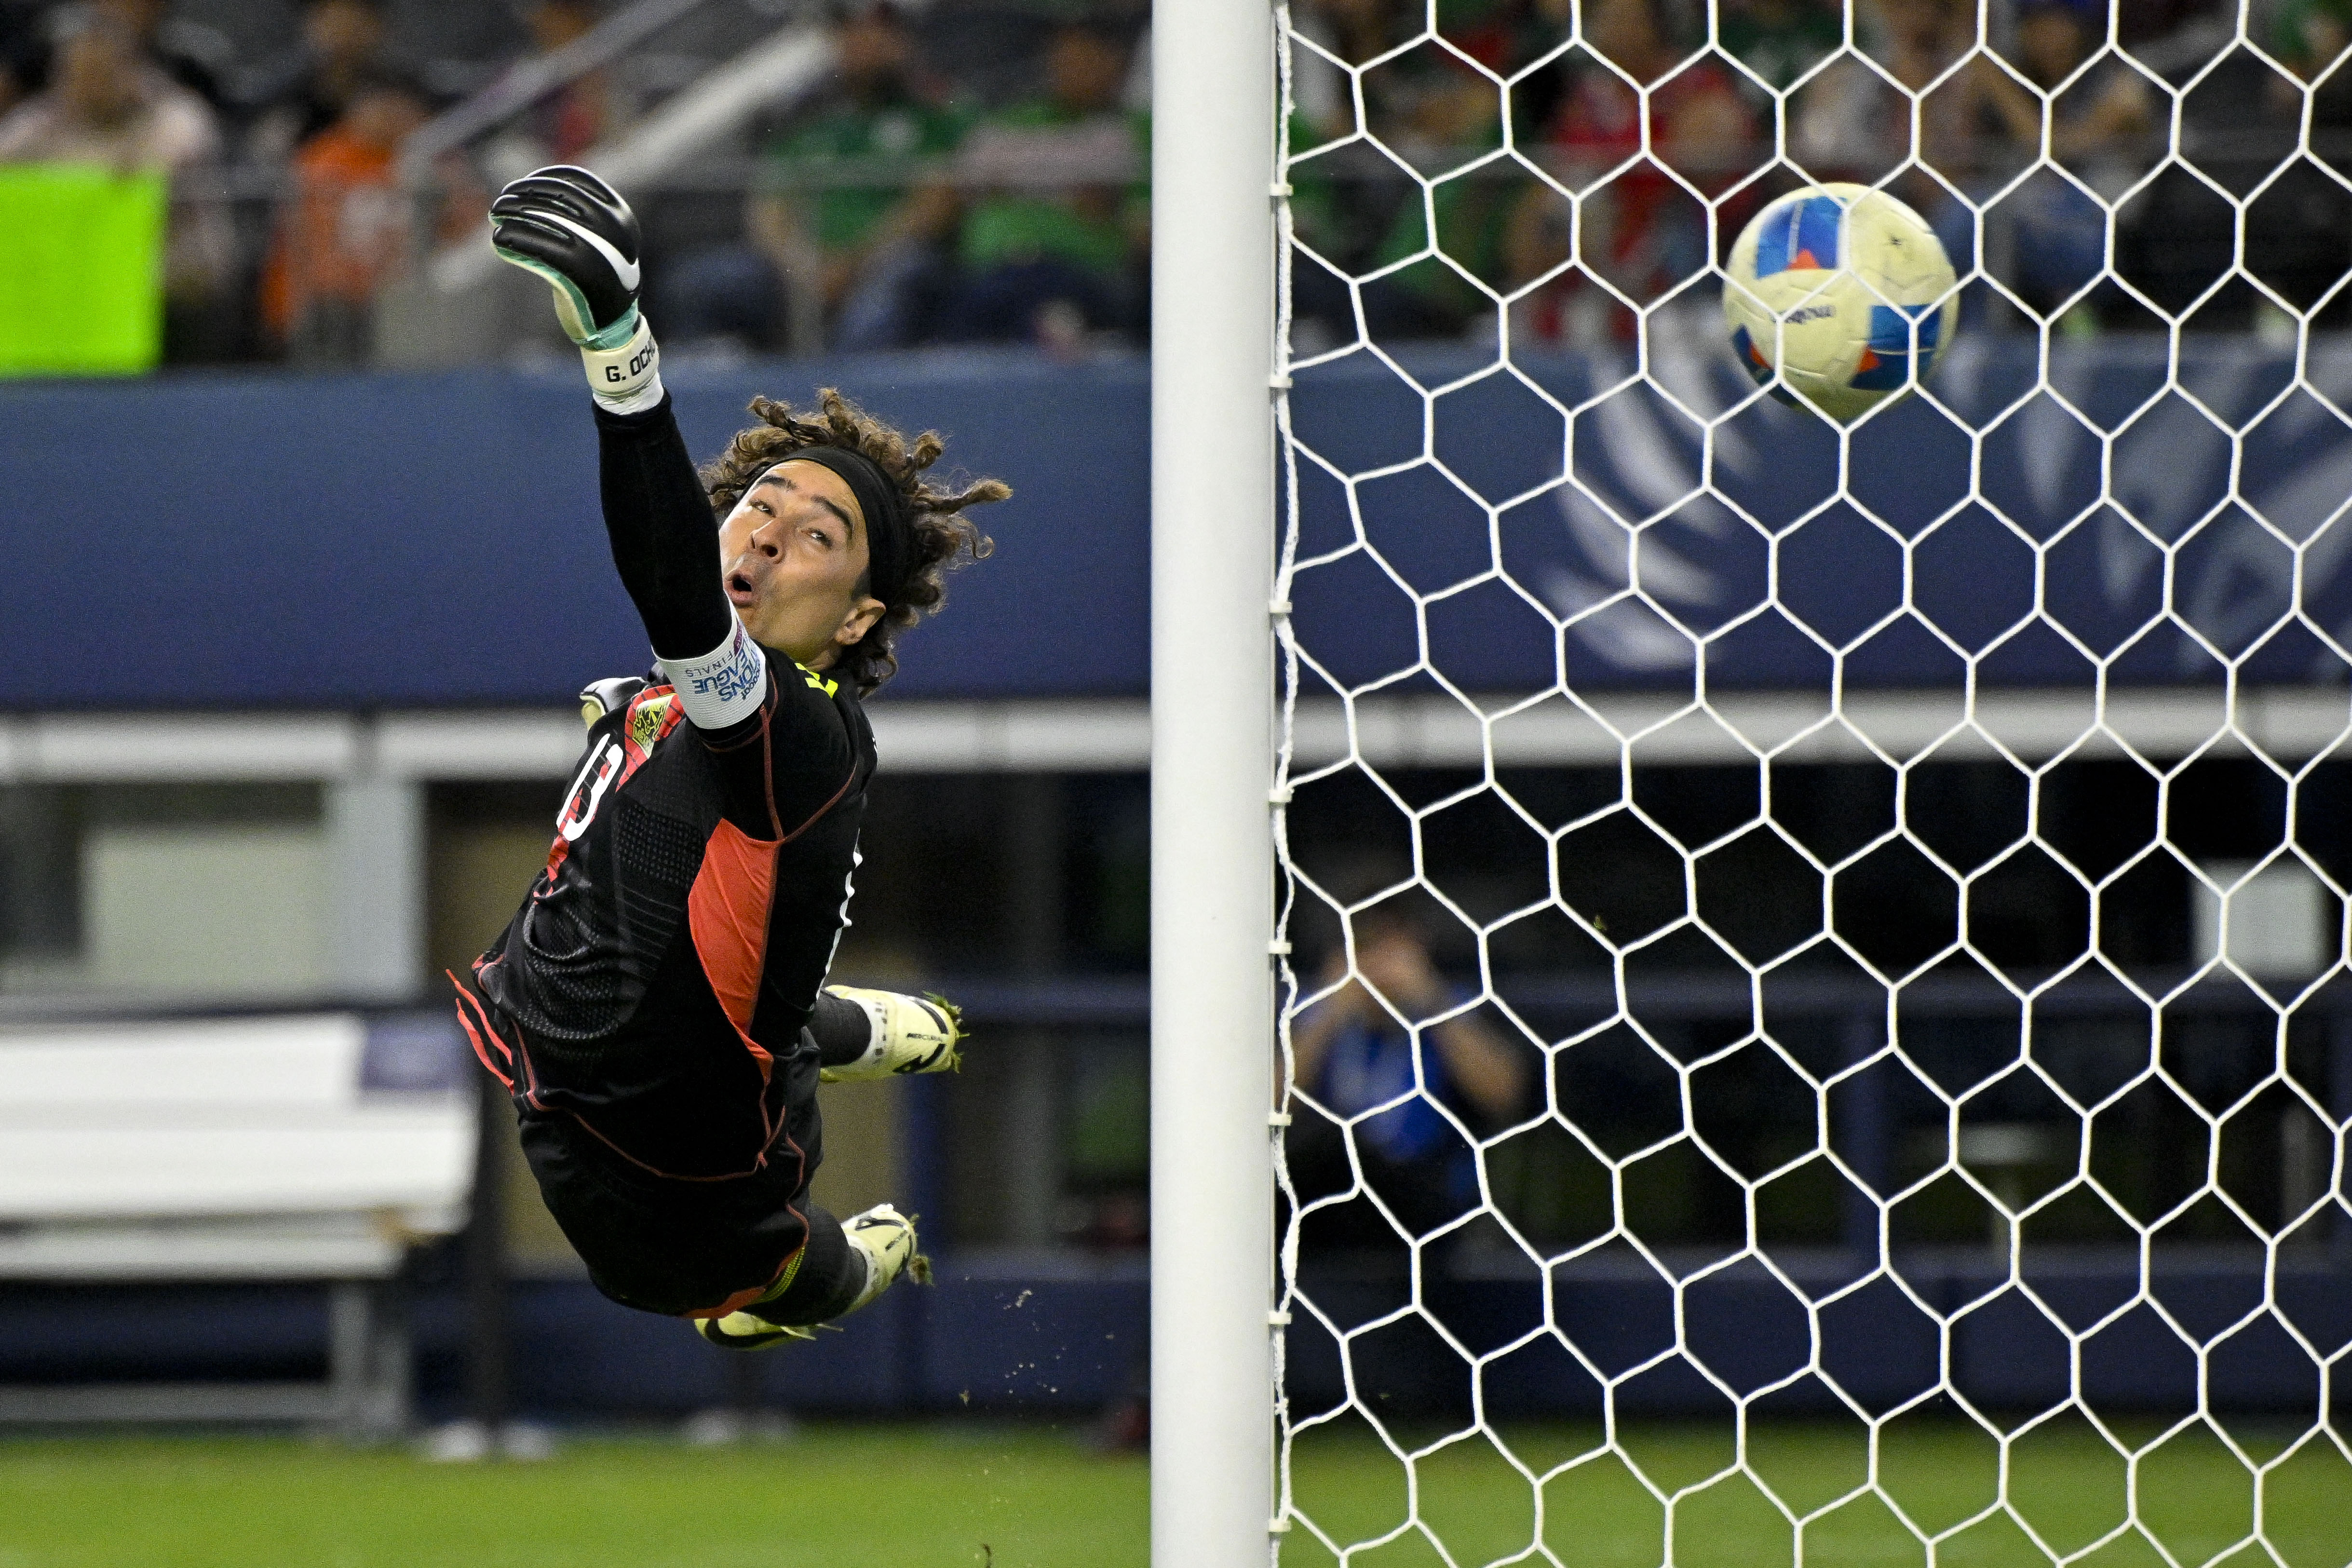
[656,621,767,731]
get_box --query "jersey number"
[557,737,624,842]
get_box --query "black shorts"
[459,985,825,1318]
[513,1098,823,1317]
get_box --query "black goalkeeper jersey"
[462,658,874,1182]
[434,389,918,1318]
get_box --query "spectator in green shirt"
[1350,54,1519,342]
[935,19,1147,347]
[747,1,968,350]
[662,2,965,352]
[1718,0,1843,94]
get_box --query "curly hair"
[701,389,1008,696]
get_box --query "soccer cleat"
[841,1203,930,1314]
[819,987,962,1082]
[695,1312,815,1352]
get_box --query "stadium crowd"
[1287,0,2351,347]
[0,0,2341,366]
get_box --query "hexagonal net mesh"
[1267,2,2352,1565]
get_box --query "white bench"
[0,1013,476,1435]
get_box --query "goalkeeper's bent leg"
[696,1202,929,1349]
[753,1203,868,1325]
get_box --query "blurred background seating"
[0,0,2328,374]
[0,1014,474,1436]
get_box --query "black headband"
[765,446,911,608]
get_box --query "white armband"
[657,621,768,730]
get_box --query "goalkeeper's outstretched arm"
[491,164,762,731]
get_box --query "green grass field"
[1,1419,2345,1568]
[1284,1416,2352,1568]
[0,1424,1141,1568]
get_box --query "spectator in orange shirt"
[261,67,439,364]
[243,0,398,164]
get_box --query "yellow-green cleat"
[841,1203,931,1312]
[819,988,962,1082]
[695,1312,815,1352]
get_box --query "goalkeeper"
[449,166,1008,1350]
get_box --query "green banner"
[0,164,165,378]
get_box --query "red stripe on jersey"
[688,817,781,1078]
[450,970,554,1108]
[448,973,514,1089]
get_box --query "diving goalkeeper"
[449,166,1008,1351]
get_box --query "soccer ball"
[1722,183,1959,422]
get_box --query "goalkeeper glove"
[489,164,661,412]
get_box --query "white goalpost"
[1150,0,1278,1564]
[1157,0,2352,1565]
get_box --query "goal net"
[1267,1,2352,1565]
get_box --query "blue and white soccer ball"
[1722,183,1959,422]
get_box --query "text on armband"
[686,629,766,703]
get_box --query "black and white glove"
[489,164,661,411]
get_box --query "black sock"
[758,1203,868,1325]
[810,990,875,1068]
